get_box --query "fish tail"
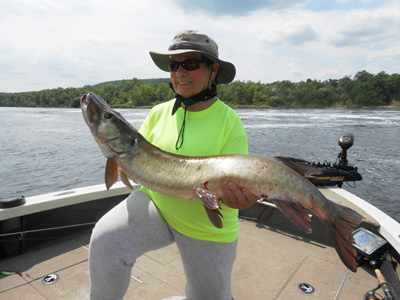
[331,204,364,272]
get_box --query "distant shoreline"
[2,72,399,109]
[2,104,399,109]
[121,102,400,110]
[226,104,400,110]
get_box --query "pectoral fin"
[105,158,119,190]
[120,169,133,189]
[272,199,312,233]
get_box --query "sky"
[0,0,399,93]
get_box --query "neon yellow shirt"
[139,98,248,243]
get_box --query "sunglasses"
[168,59,208,72]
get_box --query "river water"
[1,107,399,222]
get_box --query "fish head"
[81,92,138,158]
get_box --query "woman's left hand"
[221,181,259,209]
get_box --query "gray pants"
[89,190,237,300]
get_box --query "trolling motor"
[337,132,354,166]
[276,132,362,187]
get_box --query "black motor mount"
[276,132,362,187]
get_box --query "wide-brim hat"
[149,30,236,84]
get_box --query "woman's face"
[170,53,219,98]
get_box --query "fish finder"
[352,228,388,259]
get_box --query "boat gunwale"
[1,182,399,255]
[0,182,132,221]
[327,186,400,254]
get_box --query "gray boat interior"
[1,187,399,299]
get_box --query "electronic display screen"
[354,230,375,247]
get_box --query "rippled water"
[1,107,399,221]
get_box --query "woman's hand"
[221,181,259,209]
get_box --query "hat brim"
[149,49,236,84]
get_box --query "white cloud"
[260,24,318,46]
[0,0,399,92]
[173,0,308,15]
[368,46,400,61]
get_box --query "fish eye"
[104,111,113,120]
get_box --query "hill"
[92,78,170,89]
[1,71,399,108]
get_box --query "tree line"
[1,70,399,109]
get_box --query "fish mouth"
[81,92,116,126]
[80,93,89,112]
[80,93,88,105]
[81,93,121,145]
[81,93,98,125]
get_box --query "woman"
[89,30,258,300]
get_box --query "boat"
[1,133,399,299]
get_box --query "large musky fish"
[81,92,363,272]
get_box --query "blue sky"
[0,0,399,92]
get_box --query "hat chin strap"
[170,82,217,116]
[169,81,217,150]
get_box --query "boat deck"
[1,218,380,299]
